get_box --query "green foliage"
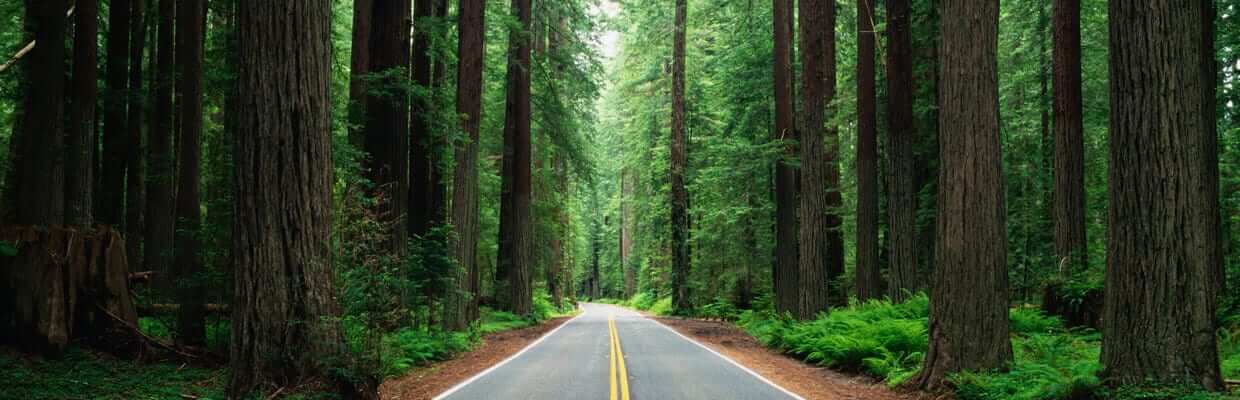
[696,298,741,321]
[648,297,674,316]
[1009,308,1065,336]
[381,329,474,376]
[0,348,226,399]
[625,292,657,310]
[950,333,1101,400]
[0,241,17,257]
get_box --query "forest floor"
[654,317,922,400]
[379,316,573,400]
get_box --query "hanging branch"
[0,6,76,74]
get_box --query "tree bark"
[67,0,99,227]
[99,0,130,227]
[497,0,533,315]
[909,0,1012,390]
[410,0,444,239]
[855,0,881,302]
[771,0,798,316]
[885,0,916,303]
[230,1,363,397]
[173,0,205,347]
[125,0,148,271]
[670,0,691,315]
[797,0,837,319]
[1101,0,1222,390]
[364,0,412,252]
[348,0,372,149]
[1051,0,1086,276]
[7,0,68,226]
[443,0,485,331]
[144,0,175,289]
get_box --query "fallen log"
[137,303,228,316]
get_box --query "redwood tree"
[145,0,176,285]
[230,1,360,396]
[67,0,99,226]
[100,0,131,226]
[125,0,148,268]
[1101,0,1223,390]
[410,0,444,238]
[669,0,690,315]
[7,0,68,226]
[496,0,534,315]
[443,0,486,331]
[771,0,799,315]
[363,0,412,250]
[855,0,882,301]
[1052,0,1086,274]
[885,0,916,303]
[797,0,838,319]
[910,0,1012,389]
[348,0,372,148]
[174,0,206,346]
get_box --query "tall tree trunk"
[144,0,175,289]
[670,0,691,315]
[348,0,372,149]
[797,0,835,319]
[855,0,881,301]
[99,0,131,226]
[497,0,533,315]
[173,0,205,347]
[1101,0,1222,390]
[67,0,99,226]
[125,0,148,270]
[771,0,798,315]
[8,0,68,226]
[410,0,443,238]
[365,0,411,252]
[443,0,485,331]
[621,168,635,298]
[910,0,1012,390]
[230,1,365,397]
[1202,0,1222,293]
[885,0,916,303]
[1051,0,1085,275]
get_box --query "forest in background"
[0,0,1237,399]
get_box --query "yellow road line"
[609,315,630,400]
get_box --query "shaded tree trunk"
[144,0,175,289]
[230,1,365,397]
[443,0,485,331]
[909,0,1012,390]
[67,0,99,226]
[497,0,533,315]
[621,168,635,298]
[885,0,916,303]
[670,0,690,315]
[1101,0,1222,391]
[7,0,68,226]
[855,0,881,301]
[364,0,411,252]
[797,0,836,319]
[1052,0,1086,275]
[173,0,205,347]
[348,0,372,149]
[99,0,131,226]
[771,0,799,316]
[125,0,148,270]
[410,0,444,239]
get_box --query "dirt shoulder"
[653,317,922,400]
[380,316,573,400]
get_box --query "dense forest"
[0,0,1238,399]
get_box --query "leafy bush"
[648,297,674,316]
[1010,308,1065,336]
[698,298,741,321]
[951,333,1101,400]
[382,329,474,375]
[626,292,657,310]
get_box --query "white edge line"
[645,315,808,400]
[432,307,588,400]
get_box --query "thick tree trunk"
[8,0,68,226]
[443,0,485,331]
[173,0,205,347]
[144,0,175,289]
[771,0,799,316]
[909,0,1012,390]
[364,0,411,253]
[669,0,690,315]
[99,0,131,226]
[348,0,372,149]
[231,1,364,397]
[885,0,916,303]
[855,0,881,302]
[497,0,533,315]
[125,0,148,271]
[410,0,443,239]
[67,0,99,227]
[1051,0,1086,276]
[796,0,836,319]
[1101,0,1222,391]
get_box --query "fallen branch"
[137,303,229,315]
[129,270,156,284]
[1226,379,1239,387]
[96,302,201,361]
[0,6,75,74]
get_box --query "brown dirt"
[654,317,927,400]
[379,316,573,400]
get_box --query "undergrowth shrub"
[625,292,657,310]
[698,298,741,321]
[381,329,474,376]
[648,297,674,316]
[950,333,1101,400]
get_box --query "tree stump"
[0,226,139,357]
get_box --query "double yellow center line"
[608,314,631,400]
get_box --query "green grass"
[0,348,226,400]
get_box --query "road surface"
[435,303,802,400]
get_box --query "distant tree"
[443,0,486,331]
[173,0,206,347]
[885,0,916,303]
[125,0,149,268]
[348,0,372,148]
[855,0,882,301]
[100,0,131,226]
[1051,0,1086,275]
[145,0,176,288]
[670,0,690,315]
[409,0,445,238]
[1101,0,1223,391]
[230,1,363,397]
[497,0,534,315]
[67,0,99,226]
[909,0,1012,390]
[364,0,411,251]
[771,0,799,315]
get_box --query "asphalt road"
[435,303,802,400]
